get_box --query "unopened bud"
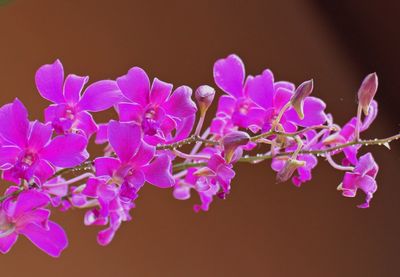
[276,158,306,183]
[195,85,215,115]
[222,131,250,163]
[290,79,314,120]
[358,73,378,116]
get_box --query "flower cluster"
[0,55,398,257]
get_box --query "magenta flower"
[272,154,318,187]
[340,153,378,208]
[0,99,88,184]
[36,60,123,137]
[0,189,68,257]
[212,54,327,134]
[82,120,174,244]
[173,152,235,212]
[116,67,197,145]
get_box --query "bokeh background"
[0,1,399,276]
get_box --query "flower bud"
[357,73,378,116]
[222,131,250,163]
[195,85,215,115]
[290,79,314,120]
[276,158,306,183]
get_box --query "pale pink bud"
[358,73,378,116]
[222,131,250,163]
[290,79,314,120]
[276,158,306,183]
[195,85,215,115]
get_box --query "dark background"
[0,1,399,276]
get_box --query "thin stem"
[194,115,205,136]
[325,153,355,171]
[174,133,400,171]
[271,101,291,130]
[50,172,94,187]
[250,125,333,142]
[190,128,210,155]
[355,104,363,142]
[173,149,210,161]
[156,135,218,150]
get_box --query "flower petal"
[78,80,122,112]
[0,99,29,147]
[41,134,88,167]
[94,157,121,177]
[35,59,65,104]
[245,69,274,109]
[0,233,18,254]
[164,86,197,118]
[143,154,174,188]
[117,102,144,123]
[116,67,150,106]
[28,121,53,151]
[75,111,99,138]
[20,221,68,258]
[213,54,245,98]
[0,145,21,170]
[128,141,155,168]
[14,190,50,219]
[63,74,88,105]
[285,97,327,127]
[108,121,141,163]
[149,78,173,106]
[95,123,108,144]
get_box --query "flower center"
[64,107,75,121]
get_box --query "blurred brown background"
[0,0,399,276]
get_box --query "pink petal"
[164,86,197,118]
[14,190,50,219]
[245,69,274,109]
[108,121,141,163]
[97,227,116,246]
[170,115,195,142]
[149,78,173,106]
[217,95,236,116]
[94,157,121,177]
[355,152,378,178]
[213,54,245,98]
[128,141,155,168]
[0,145,21,170]
[63,74,88,105]
[28,121,53,151]
[41,134,88,167]
[0,99,29,147]
[0,233,18,254]
[95,123,108,144]
[75,111,99,138]
[79,80,122,112]
[35,59,65,104]
[117,102,144,123]
[16,209,50,229]
[116,67,150,107]
[285,97,327,127]
[20,221,68,258]
[143,154,174,188]
[274,87,293,110]
[33,159,55,185]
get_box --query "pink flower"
[340,153,378,208]
[0,189,68,257]
[36,60,123,137]
[0,99,88,184]
[116,67,197,145]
